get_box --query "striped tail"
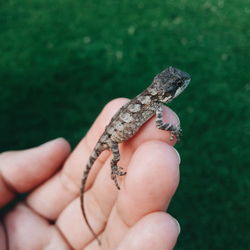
[80,140,108,245]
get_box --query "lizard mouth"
[184,79,191,87]
[174,79,190,98]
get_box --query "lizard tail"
[80,140,108,246]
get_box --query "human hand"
[0,98,181,250]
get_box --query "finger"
[102,141,180,247]
[26,98,179,221]
[3,203,71,249]
[117,212,180,250]
[55,141,179,249]
[0,138,70,207]
[119,141,180,222]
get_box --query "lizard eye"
[176,80,183,87]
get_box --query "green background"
[1,0,249,249]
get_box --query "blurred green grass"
[0,0,249,249]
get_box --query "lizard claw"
[111,174,121,190]
[111,165,127,189]
[117,166,127,176]
[112,165,127,176]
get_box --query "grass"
[0,0,249,249]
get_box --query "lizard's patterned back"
[105,92,158,143]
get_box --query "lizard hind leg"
[110,142,126,190]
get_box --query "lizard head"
[150,66,191,103]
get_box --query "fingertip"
[117,212,180,250]
[103,98,130,117]
[38,137,71,157]
[160,213,181,245]
[157,212,181,238]
[0,138,71,195]
[163,106,180,127]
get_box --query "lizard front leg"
[110,142,127,190]
[156,104,182,141]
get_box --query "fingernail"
[174,218,181,234]
[172,147,181,164]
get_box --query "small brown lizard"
[80,66,191,245]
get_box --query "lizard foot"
[170,126,182,141]
[111,165,127,190]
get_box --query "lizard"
[80,66,191,245]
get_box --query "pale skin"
[0,98,181,250]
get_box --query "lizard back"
[104,91,159,143]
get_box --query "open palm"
[0,98,181,250]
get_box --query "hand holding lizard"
[0,98,181,250]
